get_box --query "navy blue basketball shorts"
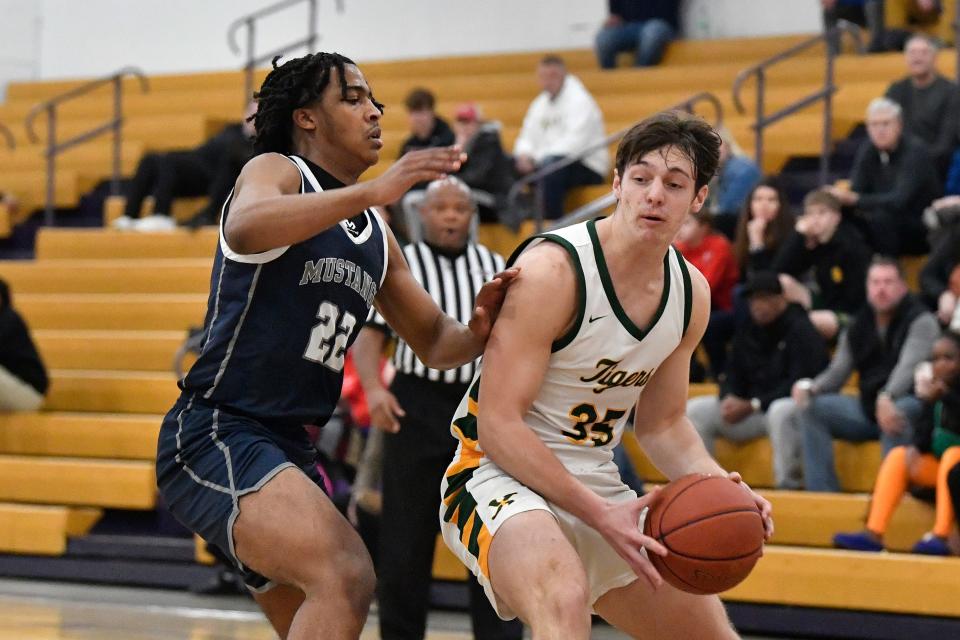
[156,394,327,592]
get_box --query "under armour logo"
[489,492,517,520]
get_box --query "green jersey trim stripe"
[586,218,670,342]
[506,232,587,353]
[674,246,693,336]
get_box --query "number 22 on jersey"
[303,300,356,372]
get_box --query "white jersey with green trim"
[448,218,694,472]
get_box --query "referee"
[353,177,522,640]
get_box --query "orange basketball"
[643,474,765,595]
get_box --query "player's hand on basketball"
[468,268,521,342]
[592,490,669,590]
[728,472,774,541]
[368,146,467,204]
[367,388,405,433]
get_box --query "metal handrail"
[24,67,149,226]
[507,91,724,232]
[228,0,342,105]
[732,20,863,187]
[0,121,14,149]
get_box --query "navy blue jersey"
[181,155,388,425]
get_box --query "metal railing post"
[821,45,836,186]
[754,70,765,166]
[25,67,149,225]
[245,19,255,103]
[227,0,323,106]
[111,76,122,196]
[0,122,14,150]
[732,22,863,186]
[44,106,55,227]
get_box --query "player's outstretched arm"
[477,243,668,588]
[632,266,773,537]
[224,148,465,254]
[373,229,518,370]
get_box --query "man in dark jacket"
[829,97,941,256]
[688,271,830,489]
[115,101,256,231]
[0,279,47,412]
[885,34,960,175]
[452,103,514,224]
[794,257,940,491]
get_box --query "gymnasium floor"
[0,578,808,639]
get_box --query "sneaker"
[912,533,951,556]
[111,215,135,230]
[832,530,884,552]
[132,214,177,232]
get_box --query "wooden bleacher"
[1,37,958,625]
[0,34,954,224]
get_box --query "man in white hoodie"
[514,56,609,220]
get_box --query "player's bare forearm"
[351,327,388,393]
[635,416,727,480]
[224,154,383,254]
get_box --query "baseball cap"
[743,271,783,297]
[455,103,480,122]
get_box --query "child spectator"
[833,330,960,555]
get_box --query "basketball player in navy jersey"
[155,52,517,640]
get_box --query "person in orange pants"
[834,330,960,555]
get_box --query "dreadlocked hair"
[250,52,384,155]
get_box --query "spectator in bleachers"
[828,97,940,256]
[884,34,960,175]
[732,177,796,278]
[773,189,871,341]
[687,271,830,489]
[833,330,960,554]
[0,278,47,412]
[594,0,680,69]
[822,0,887,53]
[513,55,608,220]
[918,218,960,325]
[451,103,514,224]
[114,102,256,231]
[706,129,762,240]
[674,209,739,379]
[398,88,455,158]
[793,257,939,492]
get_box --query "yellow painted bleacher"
[0,455,156,509]
[0,503,101,555]
[0,412,159,460]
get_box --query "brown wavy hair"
[732,177,795,272]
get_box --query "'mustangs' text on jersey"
[182,155,388,425]
[448,219,692,470]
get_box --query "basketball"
[643,474,765,595]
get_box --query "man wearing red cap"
[452,103,514,224]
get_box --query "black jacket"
[848,294,927,421]
[885,75,960,169]
[771,222,871,314]
[723,303,830,409]
[914,385,960,454]
[398,117,455,158]
[919,224,960,309]
[850,134,942,219]
[0,304,48,394]
[455,125,513,197]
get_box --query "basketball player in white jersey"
[440,112,774,639]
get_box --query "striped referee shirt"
[367,241,505,384]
